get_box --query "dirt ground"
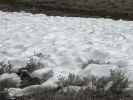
[0,0,133,20]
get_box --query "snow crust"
[0,11,133,84]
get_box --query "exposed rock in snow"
[80,64,119,78]
[0,73,21,87]
[59,85,81,93]
[8,88,23,97]
[8,79,59,96]
[31,68,53,80]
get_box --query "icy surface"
[0,11,133,82]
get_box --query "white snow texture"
[0,11,133,95]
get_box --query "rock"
[0,73,21,89]
[8,88,23,97]
[31,68,53,81]
[59,85,81,93]
[80,64,118,78]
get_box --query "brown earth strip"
[0,0,133,20]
